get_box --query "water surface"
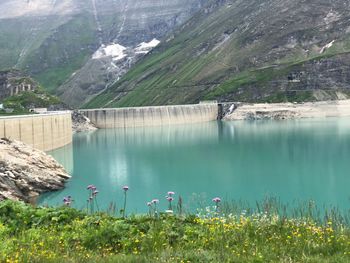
[39,118,350,214]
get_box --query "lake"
[39,118,350,214]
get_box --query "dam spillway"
[80,103,219,128]
[0,112,72,151]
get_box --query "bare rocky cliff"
[71,110,97,133]
[0,138,70,202]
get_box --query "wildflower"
[63,196,73,206]
[151,199,159,218]
[212,197,221,213]
[122,185,129,218]
[87,184,99,213]
[166,196,174,211]
[152,199,159,204]
[212,197,221,203]
[147,202,153,216]
[167,191,175,196]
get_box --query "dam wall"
[0,112,72,151]
[80,103,219,128]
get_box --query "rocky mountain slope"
[0,69,64,114]
[0,0,208,107]
[86,0,350,108]
[0,69,37,100]
[0,138,70,202]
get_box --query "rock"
[71,110,98,133]
[5,171,15,179]
[28,191,39,198]
[0,138,70,202]
[224,100,350,120]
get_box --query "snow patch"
[135,39,160,54]
[320,40,335,54]
[135,51,149,54]
[92,43,127,61]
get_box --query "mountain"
[0,0,209,107]
[86,0,350,108]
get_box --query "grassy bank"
[1,201,350,262]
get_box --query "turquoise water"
[39,118,350,214]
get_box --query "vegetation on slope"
[22,14,99,93]
[86,0,350,108]
[0,0,211,104]
[1,200,350,262]
[1,88,62,115]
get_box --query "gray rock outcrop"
[72,110,97,133]
[0,138,70,202]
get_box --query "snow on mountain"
[92,39,160,61]
[135,39,160,54]
[92,43,127,61]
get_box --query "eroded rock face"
[223,100,350,120]
[0,138,70,202]
[72,110,97,133]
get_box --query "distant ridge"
[86,0,350,108]
[0,0,209,107]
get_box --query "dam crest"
[0,112,72,151]
[80,103,219,129]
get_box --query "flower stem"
[123,191,127,218]
[94,197,100,212]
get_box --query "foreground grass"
[1,201,350,262]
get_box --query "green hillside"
[86,0,350,108]
[0,11,99,93]
[0,0,210,106]
[25,14,98,92]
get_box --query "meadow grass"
[1,200,350,262]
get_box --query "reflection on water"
[39,118,350,213]
[49,143,74,175]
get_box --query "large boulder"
[0,138,70,202]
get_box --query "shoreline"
[224,99,350,120]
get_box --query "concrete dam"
[0,112,72,151]
[80,103,219,129]
[0,103,219,151]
